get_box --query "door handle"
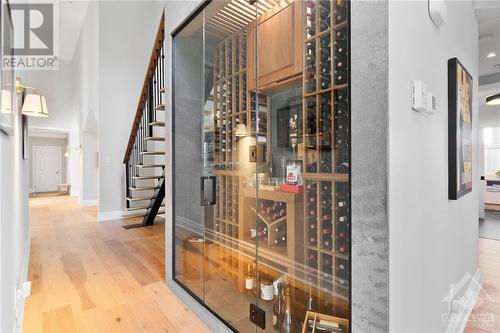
[200,176,216,206]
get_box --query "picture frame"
[448,57,473,200]
[0,0,14,135]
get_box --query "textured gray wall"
[351,1,389,332]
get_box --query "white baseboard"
[15,236,31,333]
[444,270,481,333]
[70,189,80,197]
[97,210,123,222]
[79,199,98,206]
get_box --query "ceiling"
[476,1,500,77]
[58,0,90,61]
[475,1,500,127]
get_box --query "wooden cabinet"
[247,0,303,91]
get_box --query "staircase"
[122,13,165,229]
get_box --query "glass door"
[173,1,351,332]
[202,4,259,332]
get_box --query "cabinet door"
[247,0,303,91]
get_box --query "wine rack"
[302,0,351,319]
[213,31,248,281]
[250,199,287,248]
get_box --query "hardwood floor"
[23,195,211,333]
[466,238,500,333]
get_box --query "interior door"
[33,146,60,192]
[173,5,259,331]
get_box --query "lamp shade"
[1,89,12,113]
[22,93,48,117]
[486,93,500,106]
[235,123,248,137]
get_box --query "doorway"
[33,146,62,193]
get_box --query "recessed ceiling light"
[487,52,497,58]
[486,94,500,106]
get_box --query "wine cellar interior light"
[174,0,351,331]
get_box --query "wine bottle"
[309,234,317,245]
[245,264,254,294]
[272,283,284,328]
[323,238,332,250]
[335,71,347,85]
[322,227,332,234]
[307,162,318,173]
[307,183,317,190]
[274,236,286,245]
[322,214,332,221]
[322,183,332,191]
[336,60,347,69]
[309,196,317,203]
[320,79,331,90]
[301,289,317,325]
[322,198,332,206]
[320,160,332,173]
[308,221,316,230]
[307,82,317,92]
[337,200,347,208]
[279,285,296,333]
[338,215,348,223]
[320,38,330,48]
[335,29,347,41]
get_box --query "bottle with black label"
[272,283,284,329]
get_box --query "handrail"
[123,12,165,163]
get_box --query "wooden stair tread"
[129,186,160,191]
[140,151,165,155]
[155,104,165,111]
[136,164,164,168]
[132,175,164,180]
[126,196,154,201]
[149,121,165,127]
[145,136,165,141]
[125,203,165,211]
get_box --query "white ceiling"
[476,1,500,77]
[475,1,500,127]
[58,0,90,61]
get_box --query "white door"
[33,146,61,192]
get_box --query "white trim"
[14,236,30,333]
[97,210,123,222]
[32,145,62,193]
[444,270,482,333]
[79,199,98,206]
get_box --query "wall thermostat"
[412,80,436,116]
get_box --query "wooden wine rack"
[212,30,272,282]
[302,0,351,319]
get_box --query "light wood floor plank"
[23,195,211,333]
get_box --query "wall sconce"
[235,123,248,137]
[1,89,12,113]
[15,77,49,117]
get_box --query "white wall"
[72,1,99,204]
[0,96,30,333]
[97,1,163,219]
[389,1,479,331]
[17,60,76,132]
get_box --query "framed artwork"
[0,0,14,135]
[448,57,473,200]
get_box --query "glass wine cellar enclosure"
[173,0,350,331]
